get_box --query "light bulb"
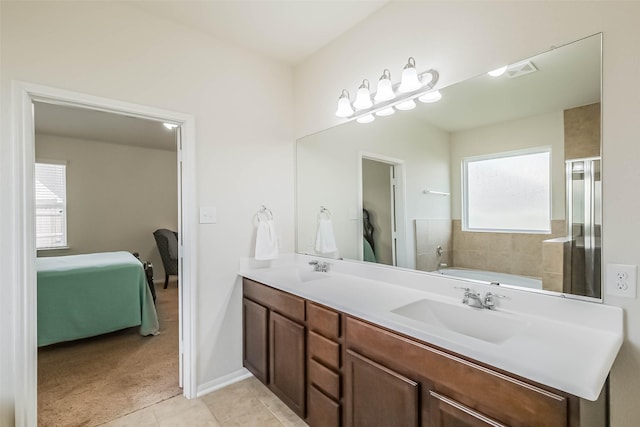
[335,89,354,118]
[418,90,442,103]
[374,69,394,103]
[375,107,395,117]
[395,99,416,111]
[488,66,507,77]
[353,79,373,110]
[356,114,375,124]
[398,57,422,93]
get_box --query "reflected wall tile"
[414,219,429,255]
[543,272,564,293]
[511,253,542,277]
[542,241,565,274]
[551,220,567,237]
[486,251,513,274]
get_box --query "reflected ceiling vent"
[505,60,538,79]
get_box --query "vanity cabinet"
[307,302,343,427]
[242,278,306,417]
[242,278,591,427]
[345,316,577,427]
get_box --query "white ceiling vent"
[506,61,538,79]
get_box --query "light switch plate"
[606,263,637,298]
[199,206,217,224]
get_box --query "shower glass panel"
[567,158,601,298]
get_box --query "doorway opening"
[11,82,197,426]
[360,153,407,268]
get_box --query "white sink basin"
[391,298,529,344]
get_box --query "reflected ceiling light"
[334,58,439,124]
[374,69,394,103]
[418,90,442,104]
[353,79,373,110]
[163,123,178,130]
[335,89,354,117]
[356,114,375,124]
[376,107,395,117]
[488,66,507,77]
[396,99,416,111]
[398,57,422,93]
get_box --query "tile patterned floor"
[101,376,308,427]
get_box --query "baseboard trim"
[196,368,253,398]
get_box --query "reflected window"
[35,161,68,249]
[463,149,551,233]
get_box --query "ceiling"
[35,1,391,150]
[129,0,391,64]
[34,103,177,151]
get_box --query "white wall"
[35,134,178,279]
[296,113,449,268]
[294,2,640,426]
[0,1,294,423]
[450,110,565,221]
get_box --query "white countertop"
[239,254,623,401]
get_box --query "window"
[463,149,550,233]
[35,162,67,249]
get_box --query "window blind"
[35,162,67,249]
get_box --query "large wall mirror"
[296,33,602,300]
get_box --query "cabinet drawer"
[308,385,340,427]
[309,358,341,400]
[243,278,305,323]
[308,302,340,339]
[345,316,569,427]
[309,331,340,370]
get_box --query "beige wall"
[0,1,295,420]
[294,2,640,426]
[35,133,178,279]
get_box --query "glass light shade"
[163,123,178,130]
[335,90,354,117]
[356,114,375,124]
[398,58,422,93]
[395,99,416,111]
[374,70,394,103]
[375,107,395,117]
[488,66,507,77]
[353,85,373,110]
[418,90,442,103]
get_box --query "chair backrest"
[153,229,179,275]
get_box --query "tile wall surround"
[415,219,567,292]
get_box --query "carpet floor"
[38,279,181,427]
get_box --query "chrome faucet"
[455,287,507,310]
[309,260,331,272]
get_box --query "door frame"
[358,152,408,268]
[11,81,198,426]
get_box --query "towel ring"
[318,206,331,220]
[256,205,273,222]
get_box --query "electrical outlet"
[606,264,637,298]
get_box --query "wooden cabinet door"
[270,311,306,417]
[243,298,268,384]
[345,349,419,427]
[429,391,507,427]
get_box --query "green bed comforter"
[37,251,160,347]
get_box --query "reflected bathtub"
[437,268,542,290]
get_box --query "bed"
[37,251,160,347]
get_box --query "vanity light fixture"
[335,89,354,117]
[356,114,375,124]
[374,69,395,103]
[418,90,442,103]
[353,79,373,110]
[334,57,439,124]
[398,57,422,93]
[488,66,508,77]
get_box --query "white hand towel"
[315,218,338,254]
[255,219,279,260]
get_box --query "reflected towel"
[255,220,279,260]
[315,218,338,254]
